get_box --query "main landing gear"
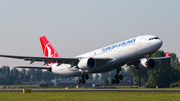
[111,68,123,84]
[77,74,89,84]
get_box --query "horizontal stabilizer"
[14,66,51,71]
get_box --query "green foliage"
[129,65,148,87]
[1,66,10,74]
[41,71,55,83]
[170,53,180,69]
[169,82,178,88]
[101,70,116,84]
[35,69,43,81]
[146,50,172,88]
[129,50,180,88]
[0,66,60,85]
[145,79,156,88]
[20,69,27,82]
[121,68,133,81]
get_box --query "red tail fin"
[40,36,60,57]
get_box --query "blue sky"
[0,0,180,68]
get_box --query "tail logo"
[44,43,56,57]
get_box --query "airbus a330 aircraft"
[0,35,170,84]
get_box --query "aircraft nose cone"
[157,39,163,48]
[160,39,163,46]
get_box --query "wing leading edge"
[150,52,171,60]
[0,54,112,67]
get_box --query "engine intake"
[137,59,156,70]
[78,58,96,70]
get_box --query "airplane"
[0,35,170,84]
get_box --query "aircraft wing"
[126,52,171,66]
[0,54,112,66]
[150,52,171,60]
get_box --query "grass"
[1,87,180,90]
[0,92,180,101]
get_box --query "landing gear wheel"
[112,68,123,84]
[114,75,118,80]
[115,79,120,84]
[111,79,116,84]
[77,79,81,84]
[81,79,86,84]
[119,75,123,80]
[85,74,89,80]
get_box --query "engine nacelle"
[137,59,156,70]
[78,58,96,70]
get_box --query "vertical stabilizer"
[40,36,60,57]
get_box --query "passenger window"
[149,38,152,40]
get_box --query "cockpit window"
[154,37,159,39]
[149,37,160,41]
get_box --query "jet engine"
[137,59,156,70]
[78,58,96,70]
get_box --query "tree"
[0,73,12,85]
[10,68,20,84]
[145,50,172,88]
[169,82,178,88]
[0,66,12,85]
[42,71,55,83]
[11,68,19,78]
[35,69,43,81]
[20,69,27,81]
[129,65,148,87]
[170,53,180,69]
[27,69,36,81]
[1,66,10,74]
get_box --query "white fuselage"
[51,35,163,77]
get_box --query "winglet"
[166,52,170,57]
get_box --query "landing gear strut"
[77,74,89,84]
[111,68,123,84]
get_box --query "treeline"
[0,66,74,85]
[1,50,180,88]
[129,50,180,88]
